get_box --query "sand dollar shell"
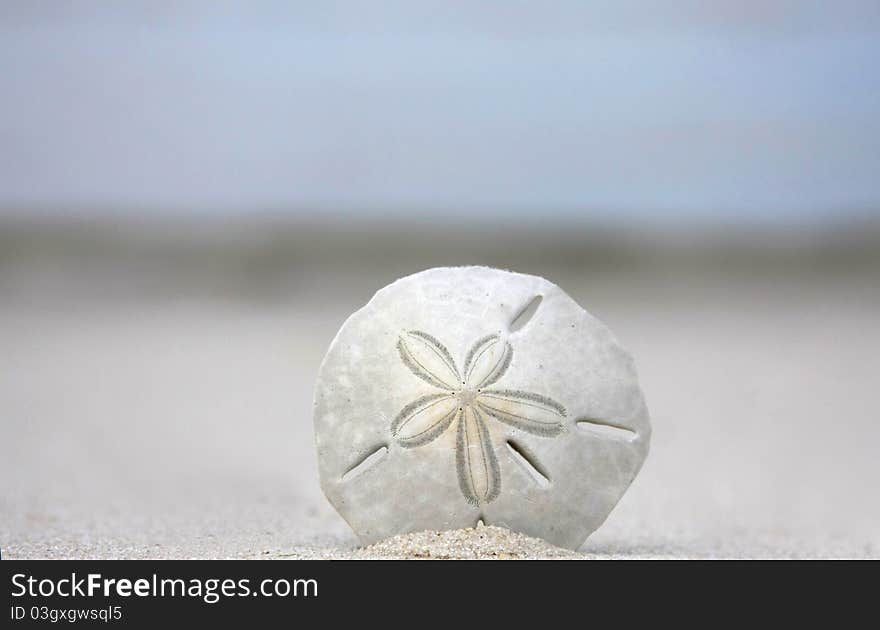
[313,266,651,549]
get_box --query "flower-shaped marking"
[392,330,567,506]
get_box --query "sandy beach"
[2,226,878,560]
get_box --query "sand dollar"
[313,266,651,549]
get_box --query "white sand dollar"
[313,266,651,549]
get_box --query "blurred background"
[2,2,878,558]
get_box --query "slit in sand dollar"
[506,439,552,489]
[341,445,388,482]
[509,294,543,333]
[313,266,651,550]
[576,418,639,441]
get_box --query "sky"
[2,2,879,224]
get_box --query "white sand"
[352,525,579,559]
[2,270,879,559]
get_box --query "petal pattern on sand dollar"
[392,393,459,447]
[397,331,461,389]
[391,330,570,505]
[477,389,566,437]
[463,334,513,388]
[455,407,501,506]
